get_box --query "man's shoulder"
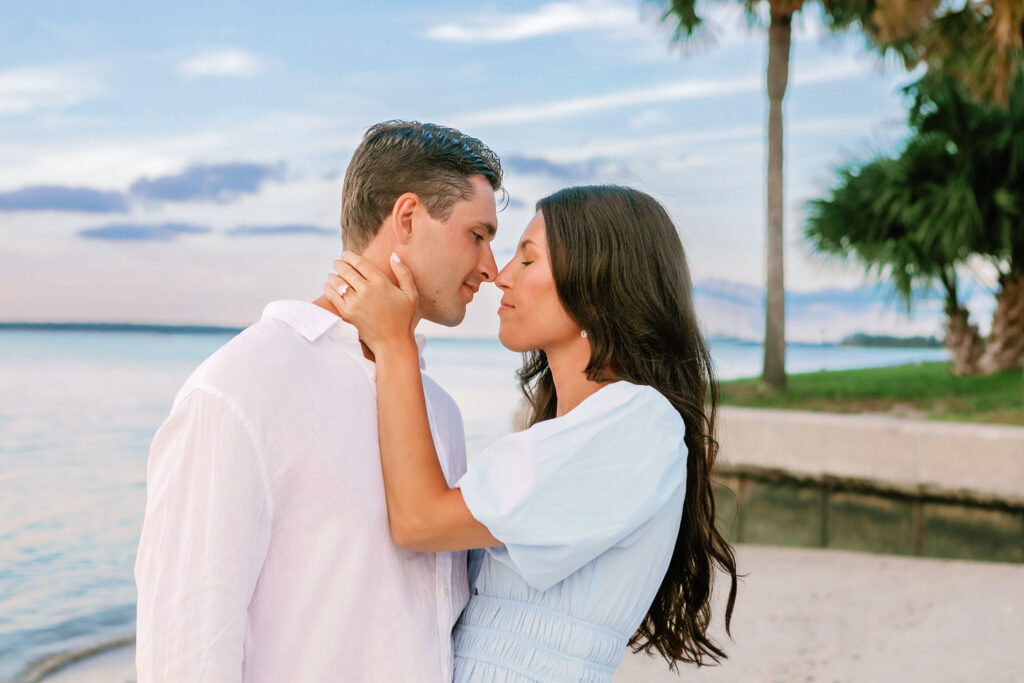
[173,313,322,405]
[421,372,460,421]
[421,372,467,474]
[187,317,284,372]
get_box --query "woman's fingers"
[323,252,417,346]
[339,251,386,284]
[327,272,351,295]
[389,253,418,302]
[324,272,354,310]
[333,260,368,291]
[323,280,341,305]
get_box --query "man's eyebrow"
[475,221,497,238]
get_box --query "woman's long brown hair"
[518,185,738,668]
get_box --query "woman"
[324,185,737,681]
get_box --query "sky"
[0,0,998,341]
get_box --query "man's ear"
[391,192,419,246]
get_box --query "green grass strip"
[719,362,1024,425]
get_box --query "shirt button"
[442,587,449,597]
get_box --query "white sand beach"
[41,544,1024,683]
[614,545,1024,682]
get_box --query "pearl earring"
[581,330,588,338]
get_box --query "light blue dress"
[454,381,687,682]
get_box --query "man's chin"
[423,304,467,328]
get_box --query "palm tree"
[657,0,881,390]
[877,1,1024,106]
[804,137,985,375]
[656,0,1024,388]
[806,71,1024,375]
[908,71,1024,373]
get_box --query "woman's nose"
[495,261,513,290]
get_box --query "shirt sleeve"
[457,384,686,592]
[445,402,468,484]
[134,386,273,682]
[422,374,467,485]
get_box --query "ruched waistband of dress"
[455,594,628,674]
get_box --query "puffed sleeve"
[457,382,686,591]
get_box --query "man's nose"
[479,243,498,282]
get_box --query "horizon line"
[0,321,943,348]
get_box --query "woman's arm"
[325,252,499,552]
[373,335,499,552]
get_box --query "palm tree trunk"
[944,297,985,377]
[979,269,1024,374]
[761,6,792,390]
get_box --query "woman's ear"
[391,192,418,245]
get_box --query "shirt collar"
[260,300,428,369]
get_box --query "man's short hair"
[341,121,503,251]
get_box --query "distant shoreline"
[0,323,945,349]
[840,332,943,349]
[0,322,246,335]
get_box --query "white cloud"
[453,74,761,128]
[177,49,264,78]
[422,0,835,53]
[689,1,838,46]
[686,1,761,47]
[792,54,876,86]
[425,0,638,43]
[0,65,99,115]
[0,131,226,189]
[532,112,884,165]
[542,125,762,162]
[628,109,671,129]
[0,109,362,191]
[451,54,869,129]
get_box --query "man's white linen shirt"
[135,300,469,682]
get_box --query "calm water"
[0,329,948,680]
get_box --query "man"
[135,121,502,682]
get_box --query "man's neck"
[311,296,376,361]
[313,246,422,362]
[313,295,380,362]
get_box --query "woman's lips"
[497,302,514,315]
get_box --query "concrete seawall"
[712,408,1024,562]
